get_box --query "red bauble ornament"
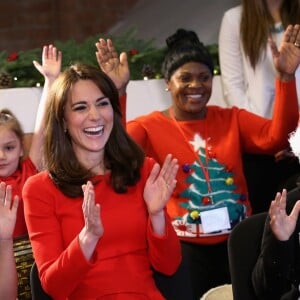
[7,52,18,61]
[129,48,138,56]
[207,150,216,158]
[202,196,212,205]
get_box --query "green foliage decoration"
[0,28,219,88]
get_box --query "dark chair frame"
[30,261,52,300]
[228,212,267,300]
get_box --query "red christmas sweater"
[1,157,37,237]
[23,157,181,300]
[126,79,299,245]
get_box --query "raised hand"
[144,154,179,216]
[0,182,19,240]
[95,38,130,95]
[33,44,62,83]
[79,181,103,261]
[29,44,62,171]
[269,189,300,241]
[82,181,103,239]
[269,24,300,80]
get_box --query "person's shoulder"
[207,105,243,124]
[137,156,157,185]
[142,156,156,171]
[220,5,242,36]
[24,170,50,189]
[208,105,235,115]
[225,5,242,15]
[223,5,242,19]
[129,111,168,127]
[133,111,163,122]
[20,156,38,174]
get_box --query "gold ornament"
[225,177,234,185]
[190,210,200,220]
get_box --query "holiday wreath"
[0,29,219,89]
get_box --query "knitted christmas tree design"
[173,133,247,237]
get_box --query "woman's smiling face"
[63,79,114,166]
[167,61,213,120]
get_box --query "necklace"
[169,107,213,204]
[270,23,284,34]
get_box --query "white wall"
[126,76,226,120]
[0,77,226,133]
[0,88,42,133]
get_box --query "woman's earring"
[165,87,169,92]
[64,127,67,133]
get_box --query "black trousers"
[153,240,230,300]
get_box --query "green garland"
[0,29,219,88]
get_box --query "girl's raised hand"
[33,44,62,83]
[0,182,18,240]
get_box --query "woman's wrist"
[118,84,128,96]
[0,238,13,249]
[79,228,101,246]
[277,72,295,82]
[148,209,164,218]
[78,228,101,261]
[149,210,166,236]
[0,237,13,241]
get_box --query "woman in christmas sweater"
[22,63,181,299]
[96,24,300,299]
[0,44,61,237]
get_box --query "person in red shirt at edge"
[95,24,300,299]
[22,62,181,299]
[0,44,61,238]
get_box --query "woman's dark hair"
[161,28,214,80]
[44,63,145,198]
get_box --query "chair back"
[228,212,267,300]
[13,235,34,299]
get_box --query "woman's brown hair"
[240,0,300,69]
[44,63,145,198]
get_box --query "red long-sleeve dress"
[23,157,181,299]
